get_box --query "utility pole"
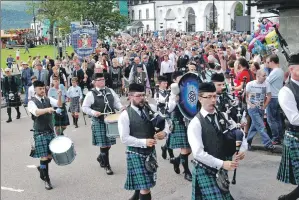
[212,0,215,34]
[247,0,251,34]
[32,0,37,45]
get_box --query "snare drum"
[104,114,120,138]
[49,136,76,166]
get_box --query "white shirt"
[67,85,83,100]
[167,92,177,113]
[28,95,58,116]
[28,85,35,100]
[187,108,247,170]
[82,87,123,116]
[118,104,170,148]
[128,64,150,88]
[160,60,175,76]
[278,79,299,126]
[154,89,168,104]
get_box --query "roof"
[128,21,144,29]
[248,0,299,10]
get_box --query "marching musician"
[82,73,124,175]
[167,71,193,181]
[67,77,83,128]
[48,76,69,135]
[277,53,299,200]
[187,82,247,199]
[2,68,22,123]
[154,76,174,160]
[118,83,169,200]
[28,80,62,190]
[110,58,122,96]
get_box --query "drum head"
[178,73,201,120]
[49,136,72,154]
[104,113,120,123]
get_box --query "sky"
[1,1,28,11]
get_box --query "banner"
[71,26,97,58]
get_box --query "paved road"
[1,97,295,200]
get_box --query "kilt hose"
[277,131,299,185]
[53,106,70,127]
[169,117,190,149]
[69,96,80,113]
[192,165,234,200]
[30,131,55,158]
[91,118,116,147]
[124,147,157,190]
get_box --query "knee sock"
[286,186,299,200]
[15,107,20,115]
[100,148,110,167]
[139,192,151,200]
[167,148,174,158]
[130,190,140,200]
[7,107,11,119]
[40,160,48,179]
[180,154,191,174]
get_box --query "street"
[1,97,295,200]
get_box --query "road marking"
[1,186,24,192]
[1,116,28,123]
[26,165,37,168]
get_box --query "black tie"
[139,108,147,121]
[41,98,46,108]
[207,114,220,132]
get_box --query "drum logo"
[187,84,197,106]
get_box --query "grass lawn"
[1,45,74,69]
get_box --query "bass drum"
[178,73,202,120]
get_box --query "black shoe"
[170,157,180,174]
[44,180,53,190]
[37,166,45,181]
[97,156,105,168]
[161,146,167,160]
[184,171,192,182]
[278,195,287,200]
[105,166,114,175]
[6,118,12,123]
[16,113,21,119]
[75,124,78,128]
[266,145,275,152]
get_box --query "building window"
[146,9,149,19]
[132,10,135,20]
[146,24,149,31]
[139,10,142,20]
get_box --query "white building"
[128,0,277,33]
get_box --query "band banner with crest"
[71,26,98,58]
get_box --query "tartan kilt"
[30,131,55,158]
[53,107,70,126]
[5,95,22,107]
[124,147,157,190]
[69,96,80,113]
[91,118,116,147]
[192,166,234,200]
[169,117,190,149]
[277,131,299,185]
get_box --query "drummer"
[28,80,62,190]
[167,71,192,181]
[82,73,125,175]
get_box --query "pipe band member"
[167,71,192,181]
[67,77,83,128]
[28,80,62,190]
[48,76,69,136]
[82,73,124,175]
[2,68,22,123]
[277,53,299,200]
[118,83,169,200]
[187,82,247,200]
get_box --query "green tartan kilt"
[124,147,157,190]
[192,165,234,200]
[30,131,55,158]
[91,118,116,147]
[277,131,299,185]
[53,108,70,126]
[169,117,190,149]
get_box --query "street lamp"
[32,0,37,45]
[212,0,215,34]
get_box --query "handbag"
[216,168,230,193]
[145,154,158,173]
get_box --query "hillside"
[1,9,32,30]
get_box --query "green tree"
[68,0,128,39]
[26,1,70,44]
[235,2,244,16]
